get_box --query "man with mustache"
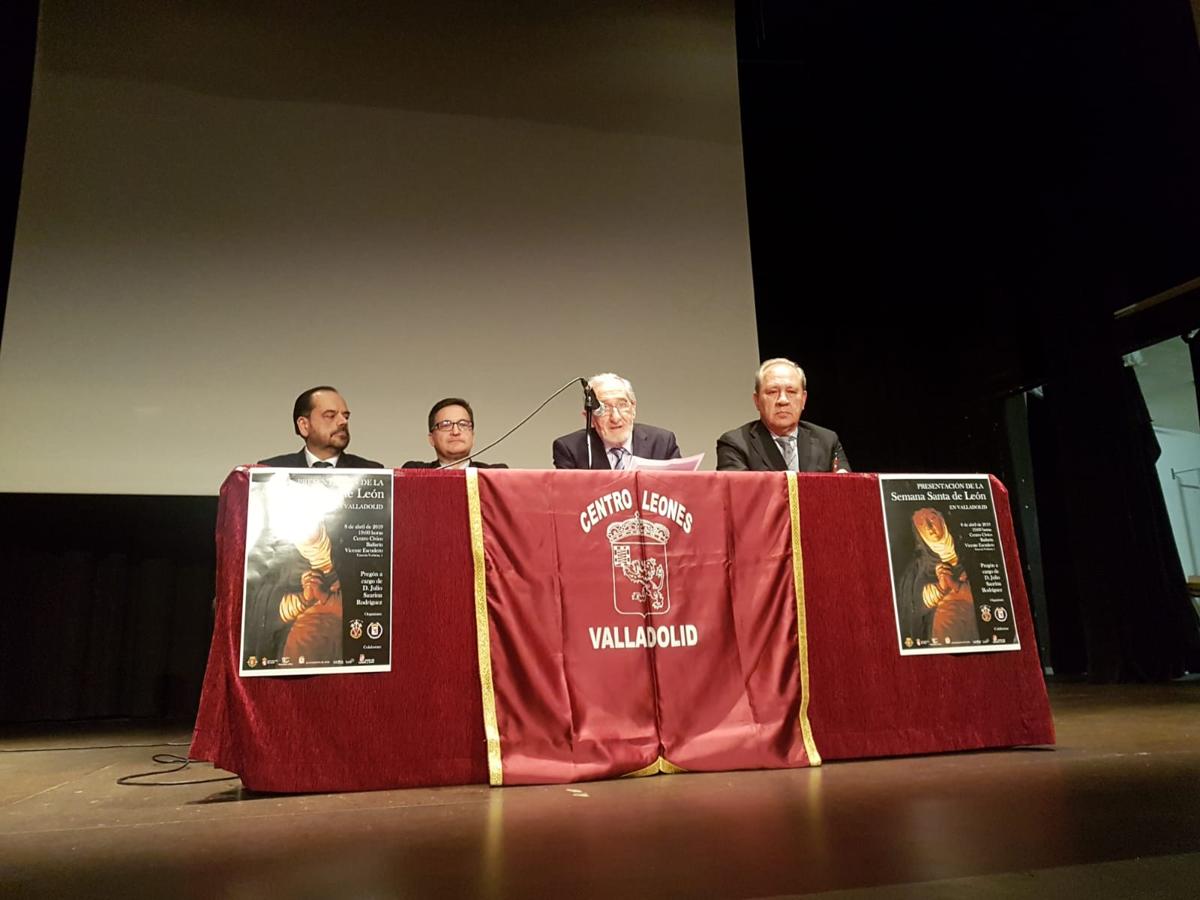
[259,385,384,469]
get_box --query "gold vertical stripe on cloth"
[621,756,689,778]
[786,472,822,766]
[466,468,504,786]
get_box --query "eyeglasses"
[432,419,474,433]
[601,399,633,413]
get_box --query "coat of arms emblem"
[606,516,671,617]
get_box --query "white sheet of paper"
[626,453,705,472]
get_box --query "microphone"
[580,378,605,469]
[581,379,605,417]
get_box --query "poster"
[239,469,392,676]
[879,475,1020,655]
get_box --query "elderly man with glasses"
[716,358,850,473]
[401,398,508,470]
[552,373,680,470]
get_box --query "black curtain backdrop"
[737,0,1200,679]
[1028,357,1199,680]
[0,494,216,722]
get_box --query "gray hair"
[755,358,806,392]
[587,372,636,402]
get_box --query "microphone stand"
[582,379,601,469]
[586,406,594,469]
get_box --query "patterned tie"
[312,460,333,468]
[608,447,628,470]
[775,435,798,472]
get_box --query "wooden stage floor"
[2,681,1198,898]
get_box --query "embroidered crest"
[606,516,671,617]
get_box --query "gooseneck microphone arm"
[435,377,593,470]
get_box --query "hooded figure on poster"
[242,474,360,667]
[897,507,981,646]
[243,521,345,664]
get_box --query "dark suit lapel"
[798,428,820,473]
[751,422,787,471]
[587,429,611,470]
[631,425,647,460]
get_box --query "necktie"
[608,447,627,470]
[775,435,798,472]
[312,460,333,468]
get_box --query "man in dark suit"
[553,373,681,469]
[259,385,384,468]
[716,359,850,472]
[401,398,508,469]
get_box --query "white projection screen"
[1,0,760,495]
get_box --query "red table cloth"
[191,469,1053,793]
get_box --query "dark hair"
[293,385,339,435]
[428,397,474,432]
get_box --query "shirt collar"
[602,436,633,455]
[304,448,340,467]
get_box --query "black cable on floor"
[1,741,192,753]
[116,754,240,787]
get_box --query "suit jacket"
[400,460,508,469]
[257,450,385,468]
[552,423,681,470]
[715,420,850,473]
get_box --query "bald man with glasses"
[401,398,508,470]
